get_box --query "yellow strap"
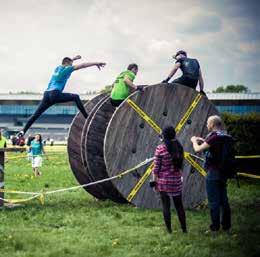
[184,152,207,177]
[126,99,162,134]
[127,163,154,202]
[235,155,260,159]
[237,172,260,179]
[175,94,202,133]
[126,94,203,202]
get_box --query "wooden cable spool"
[67,93,108,199]
[68,84,219,208]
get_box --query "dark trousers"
[206,179,231,231]
[110,98,124,107]
[160,192,187,233]
[23,90,88,134]
[172,76,198,89]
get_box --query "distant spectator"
[30,134,46,176]
[0,130,7,148]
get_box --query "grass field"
[0,151,259,257]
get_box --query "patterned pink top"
[152,144,182,195]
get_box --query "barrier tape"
[175,94,202,133]
[235,155,260,159]
[237,173,260,179]
[126,93,203,201]
[6,152,66,160]
[184,152,207,177]
[126,99,162,134]
[0,158,155,205]
[127,163,154,202]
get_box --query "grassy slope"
[0,152,259,257]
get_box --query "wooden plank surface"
[67,94,108,199]
[104,84,219,209]
[84,98,127,203]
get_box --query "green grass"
[0,152,259,257]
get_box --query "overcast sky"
[0,0,259,93]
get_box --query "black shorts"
[110,98,124,107]
[172,76,198,89]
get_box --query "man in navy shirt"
[18,56,106,136]
[162,50,206,94]
[191,115,231,233]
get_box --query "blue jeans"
[206,179,231,231]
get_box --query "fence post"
[0,150,4,207]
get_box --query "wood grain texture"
[84,98,127,203]
[67,94,108,199]
[104,84,219,209]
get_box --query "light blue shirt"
[30,140,43,156]
[46,65,74,92]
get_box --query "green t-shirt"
[110,70,136,100]
[0,136,7,148]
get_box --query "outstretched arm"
[162,62,181,83]
[198,69,204,91]
[73,62,106,71]
[72,55,82,61]
[124,77,137,90]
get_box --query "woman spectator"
[30,134,46,176]
[152,126,187,233]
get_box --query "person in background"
[191,115,231,233]
[110,63,143,107]
[0,130,7,148]
[26,135,35,161]
[30,134,46,176]
[162,50,206,95]
[17,55,106,137]
[152,126,187,234]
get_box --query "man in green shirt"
[110,63,141,107]
[0,130,7,148]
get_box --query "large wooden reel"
[68,84,219,208]
[104,84,219,208]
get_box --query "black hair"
[127,63,138,71]
[35,134,43,148]
[62,57,73,65]
[162,126,184,169]
[175,50,187,58]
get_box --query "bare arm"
[124,77,137,90]
[191,136,210,153]
[72,55,82,61]
[162,63,181,82]
[73,62,106,71]
[198,69,204,91]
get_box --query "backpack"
[218,135,236,179]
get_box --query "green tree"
[213,84,249,93]
[100,85,113,94]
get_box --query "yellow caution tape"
[127,99,162,134]
[235,155,260,159]
[126,94,203,202]
[175,94,202,133]
[127,163,154,202]
[184,152,207,177]
[237,172,260,179]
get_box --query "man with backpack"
[190,115,233,233]
[162,50,206,95]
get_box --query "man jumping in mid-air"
[162,50,206,95]
[17,55,106,137]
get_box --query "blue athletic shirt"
[46,65,74,92]
[30,140,43,156]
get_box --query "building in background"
[0,92,259,141]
